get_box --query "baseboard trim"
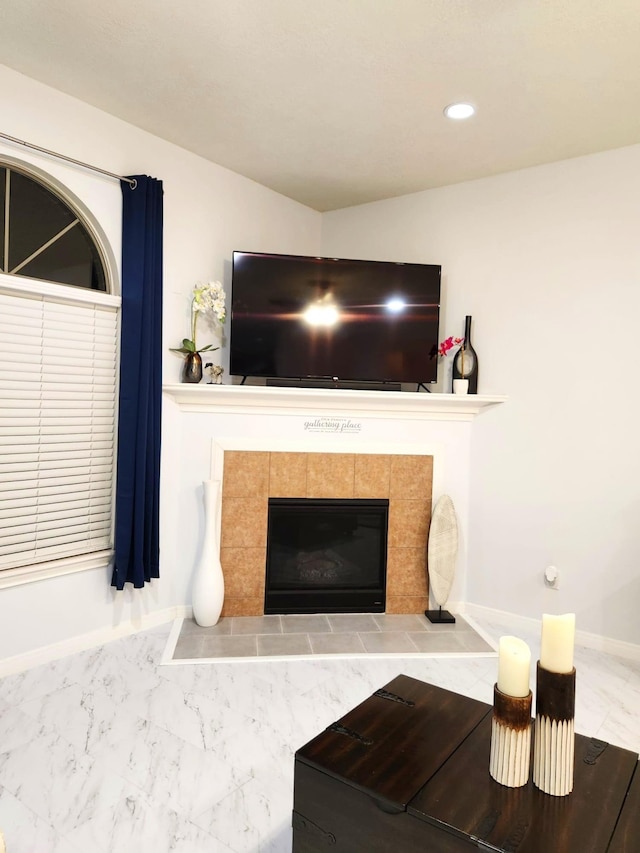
[462,603,640,663]
[0,605,192,678]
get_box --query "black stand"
[266,377,402,391]
[416,382,432,393]
[425,606,456,624]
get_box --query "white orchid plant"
[171,281,226,355]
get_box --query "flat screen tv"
[230,251,441,388]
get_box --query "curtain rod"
[0,131,137,189]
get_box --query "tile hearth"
[167,613,495,662]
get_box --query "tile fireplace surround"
[163,384,506,621]
[220,450,433,616]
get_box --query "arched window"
[1,164,108,290]
[0,158,120,587]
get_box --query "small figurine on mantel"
[205,363,224,384]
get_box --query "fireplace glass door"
[265,498,389,614]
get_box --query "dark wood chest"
[293,674,639,852]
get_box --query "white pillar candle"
[540,613,575,673]
[497,636,531,698]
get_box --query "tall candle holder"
[489,684,532,787]
[532,661,576,796]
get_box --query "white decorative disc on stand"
[426,494,458,623]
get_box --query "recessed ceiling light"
[444,102,475,120]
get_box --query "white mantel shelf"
[162,383,507,421]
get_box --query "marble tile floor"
[168,612,496,662]
[0,612,639,853]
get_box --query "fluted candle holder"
[533,661,576,796]
[489,684,532,788]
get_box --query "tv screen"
[230,251,441,387]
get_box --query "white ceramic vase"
[453,378,469,395]
[192,479,225,627]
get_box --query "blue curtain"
[112,175,163,590]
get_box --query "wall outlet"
[544,565,559,590]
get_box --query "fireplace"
[165,385,502,620]
[219,450,433,616]
[264,498,389,614]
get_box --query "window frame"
[0,156,120,590]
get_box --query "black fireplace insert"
[264,497,389,614]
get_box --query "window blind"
[0,288,118,572]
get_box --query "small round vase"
[182,352,203,383]
[453,378,469,395]
[192,479,225,627]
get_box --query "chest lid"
[409,715,639,852]
[295,673,491,812]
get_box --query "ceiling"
[1,1,640,212]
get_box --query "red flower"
[438,336,464,357]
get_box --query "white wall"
[321,146,640,645]
[0,64,321,661]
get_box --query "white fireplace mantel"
[162,383,506,614]
[162,383,507,421]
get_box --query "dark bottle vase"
[453,315,478,393]
[182,351,203,383]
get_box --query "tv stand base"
[266,377,403,392]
